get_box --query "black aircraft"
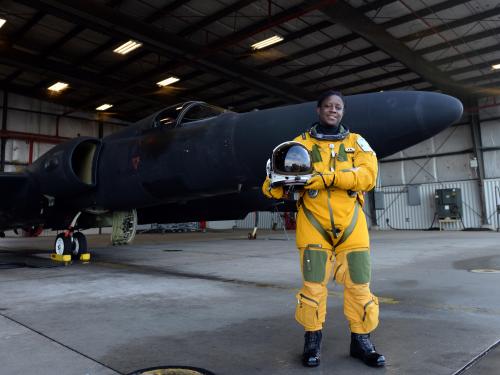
[0,91,462,256]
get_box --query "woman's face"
[317,95,344,127]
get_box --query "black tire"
[54,233,72,255]
[72,232,88,259]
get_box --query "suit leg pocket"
[362,295,379,332]
[295,292,320,330]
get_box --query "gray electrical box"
[374,191,385,210]
[407,185,421,206]
[435,188,462,219]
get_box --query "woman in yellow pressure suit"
[262,90,385,368]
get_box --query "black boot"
[350,333,385,367]
[302,330,322,367]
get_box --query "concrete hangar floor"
[0,230,499,375]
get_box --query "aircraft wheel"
[72,232,87,259]
[54,233,72,255]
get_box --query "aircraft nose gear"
[111,209,137,245]
[54,233,72,256]
[51,212,91,263]
[71,232,88,259]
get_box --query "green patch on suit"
[311,144,322,163]
[337,143,348,162]
[303,249,328,283]
[347,250,371,284]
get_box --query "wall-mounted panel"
[375,180,483,230]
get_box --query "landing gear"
[51,212,91,263]
[71,232,88,259]
[54,233,72,255]
[111,209,137,245]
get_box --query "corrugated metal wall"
[2,93,126,173]
[235,211,285,229]
[484,179,500,230]
[374,179,500,230]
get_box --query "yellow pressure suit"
[262,128,379,334]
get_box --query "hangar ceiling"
[0,0,499,122]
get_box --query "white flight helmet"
[266,141,313,187]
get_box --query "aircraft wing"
[0,172,31,208]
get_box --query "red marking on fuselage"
[132,156,140,170]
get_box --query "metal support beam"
[143,0,191,24]
[11,11,45,41]
[381,0,470,29]
[0,102,127,127]
[178,0,256,37]
[379,149,474,164]
[259,33,359,70]
[0,47,164,108]
[468,98,490,227]
[1,90,7,171]
[281,26,500,90]
[318,1,467,96]
[0,129,70,144]
[202,0,336,55]
[0,81,134,123]
[417,26,500,57]
[256,0,466,75]
[18,0,318,102]
[401,6,500,43]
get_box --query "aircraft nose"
[417,92,463,135]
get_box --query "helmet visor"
[273,143,312,175]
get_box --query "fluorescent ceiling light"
[251,35,283,50]
[157,76,180,87]
[492,63,500,70]
[0,19,6,29]
[96,103,113,111]
[47,82,69,92]
[113,40,142,55]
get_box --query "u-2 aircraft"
[0,91,462,256]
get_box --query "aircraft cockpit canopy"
[154,101,227,128]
